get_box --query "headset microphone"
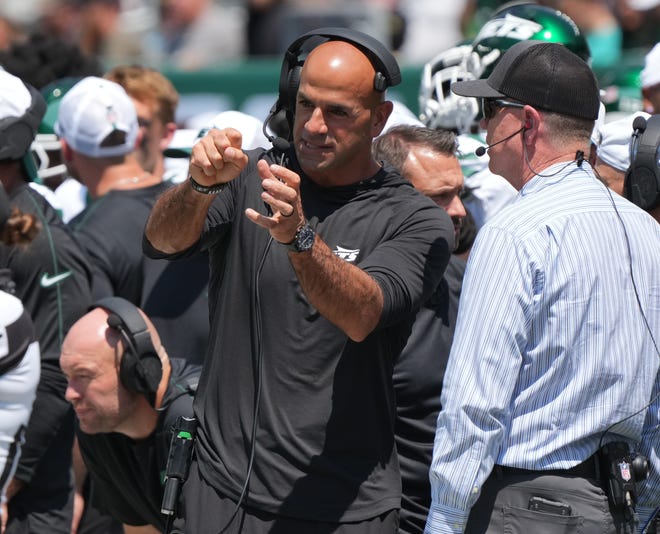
[262,103,292,156]
[475,127,526,156]
[270,136,290,153]
[632,115,648,137]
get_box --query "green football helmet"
[470,2,591,79]
[30,77,80,184]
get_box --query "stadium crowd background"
[0,0,658,129]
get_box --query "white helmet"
[29,78,80,185]
[418,44,481,134]
[31,133,66,182]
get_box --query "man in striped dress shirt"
[425,40,660,533]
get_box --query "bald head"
[63,307,122,364]
[61,305,167,437]
[302,40,382,104]
[63,306,163,364]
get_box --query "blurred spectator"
[641,42,660,113]
[157,0,246,69]
[539,0,622,69]
[460,0,509,40]
[58,76,210,365]
[0,0,37,50]
[246,0,402,56]
[397,0,468,63]
[76,0,122,58]
[246,0,285,55]
[104,64,179,181]
[614,0,660,49]
[37,0,84,47]
[0,32,102,96]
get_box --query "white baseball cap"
[0,68,46,171]
[641,42,660,89]
[164,110,269,158]
[55,76,138,158]
[595,111,651,172]
[0,68,33,122]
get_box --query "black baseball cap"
[452,40,600,120]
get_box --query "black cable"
[523,143,583,178]
[217,235,273,534]
[595,171,660,449]
[592,168,660,533]
[524,149,660,446]
[164,514,173,534]
[217,149,287,532]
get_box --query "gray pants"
[466,470,634,534]
[172,460,399,534]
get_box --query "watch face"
[295,224,315,252]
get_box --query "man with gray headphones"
[60,297,200,533]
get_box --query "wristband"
[188,175,225,195]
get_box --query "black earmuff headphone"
[93,297,163,406]
[624,114,660,211]
[263,26,402,150]
[0,82,46,162]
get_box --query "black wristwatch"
[189,175,225,195]
[283,223,315,253]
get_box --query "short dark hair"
[372,125,457,172]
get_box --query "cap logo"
[106,105,119,128]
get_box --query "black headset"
[93,297,163,406]
[263,26,402,150]
[624,114,660,211]
[0,82,46,162]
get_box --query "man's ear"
[61,139,73,162]
[522,106,541,143]
[372,100,394,138]
[134,129,146,151]
[159,122,177,151]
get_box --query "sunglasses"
[482,99,525,120]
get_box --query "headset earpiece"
[93,297,163,406]
[374,71,388,92]
[287,65,303,113]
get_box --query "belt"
[494,454,601,481]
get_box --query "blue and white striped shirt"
[425,161,660,533]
